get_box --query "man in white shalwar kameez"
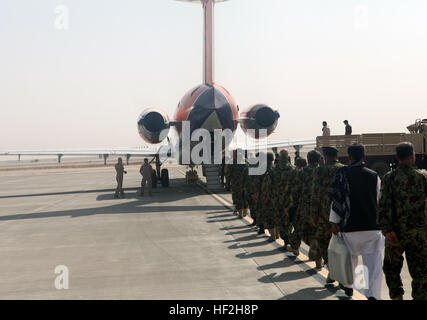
[329,144,385,300]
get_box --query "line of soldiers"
[225,143,426,300]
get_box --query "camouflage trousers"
[277,208,291,245]
[248,196,259,224]
[231,185,248,211]
[255,207,264,228]
[312,220,332,265]
[383,233,427,300]
[289,210,316,250]
[262,206,278,230]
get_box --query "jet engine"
[137,108,170,144]
[239,104,280,138]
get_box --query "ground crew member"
[378,142,427,300]
[139,158,153,196]
[114,157,127,199]
[230,149,249,218]
[310,146,344,278]
[257,152,275,237]
[344,120,352,135]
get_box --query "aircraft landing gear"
[151,154,169,188]
[161,169,169,188]
[151,171,158,188]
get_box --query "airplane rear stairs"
[202,164,223,191]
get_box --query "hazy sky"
[1,0,426,150]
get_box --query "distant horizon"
[1,0,426,150]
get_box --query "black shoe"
[368,297,377,300]
[251,221,256,226]
[338,283,354,297]
[257,229,265,235]
[326,273,335,284]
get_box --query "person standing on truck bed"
[322,121,331,136]
[344,120,352,135]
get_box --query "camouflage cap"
[307,150,321,163]
[322,146,339,157]
[296,157,308,168]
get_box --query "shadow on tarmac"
[0,188,138,199]
[0,178,225,222]
[281,285,348,300]
[257,258,305,271]
[259,269,316,283]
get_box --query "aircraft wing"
[175,0,231,3]
[262,139,316,149]
[229,138,316,152]
[0,147,163,162]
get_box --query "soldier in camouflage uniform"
[247,152,274,234]
[378,142,427,300]
[273,150,297,249]
[260,150,295,243]
[260,152,280,241]
[230,149,249,219]
[310,146,344,277]
[285,157,307,248]
[225,161,236,211]
[287,150,321,257]
[246,161,257,226]
[295,157,308,170]
[224,155,232,192]
[246,153,261,227]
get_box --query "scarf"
[329,160,364,230]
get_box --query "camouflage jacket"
[247,170,267,202]
[292,164,318,211]
[260,166,276,206]
[230,162,249,188]
[378,165,427,236]
[272,159,296,210]
[310,160,344,225]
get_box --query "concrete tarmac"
[0,165,413,299]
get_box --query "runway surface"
[0,165,413,299]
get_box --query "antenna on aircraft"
[175,0,231,86]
